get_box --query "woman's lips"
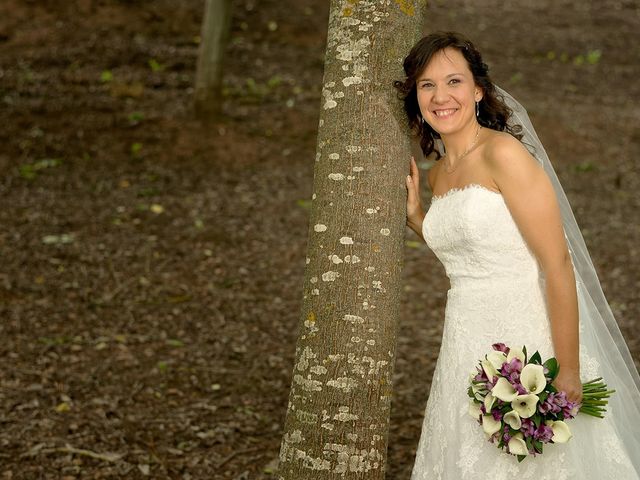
[433,108,458,119]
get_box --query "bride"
[396,31,640,478]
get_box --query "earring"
[475,101,480,117]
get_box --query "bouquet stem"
[579,379,615,418]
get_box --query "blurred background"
[0,0,638,478]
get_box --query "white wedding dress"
[410,183,639,480]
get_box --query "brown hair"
[393,31,522,160]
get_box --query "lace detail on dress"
[430,182,501,203]
[411,186,639,480]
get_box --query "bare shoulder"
[481,130,541,178]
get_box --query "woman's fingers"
[410,156,420,190]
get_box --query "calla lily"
[520,364,547,394]
[486,350,508,370]
[481,414,501,436]
[511,393,539,418]
[484,392,496,412]
[503,410,522,430]
[491,377,519,402]
[507,432,528,456]
[546,420,573,443]
[506,347,526,364]
[481,359,498,380]
[468,400,482,420]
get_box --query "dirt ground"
[0,0,638,478]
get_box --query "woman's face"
[416,46,482,136]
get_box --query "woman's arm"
[485,133,582,403]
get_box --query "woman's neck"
[440,120,482,163]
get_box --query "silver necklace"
[443,124,482,174]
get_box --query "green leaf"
[100,70,113,82]
[532,413,542,428]
[148,58,165,72]
[533,440,543,454]
[543,357,559,381]
[529,351,542,365]
[586,50,602,65]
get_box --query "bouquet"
[467,342,615,461]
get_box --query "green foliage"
[42,233,74,245]
[541,49,602,67]
[19,158,62,180]
[543,357,559,381]
[148,58,165,72]
[586,50,602,65]
[509,72,523,85]
[529,351,542,365]
[100,70,113,82]
[575,160,596,173]
[131,142,143,157]
[128,111,145,125]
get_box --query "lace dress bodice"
[410,183,638,480]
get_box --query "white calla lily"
[546,420,573,443]
[481,414,501,436]
[481,359,498,379]
[520,363,547,394]
[506,347,526,363]
[503,410,522,430]
[511,393,539,418]
[468,400,482,420]
[507,432,528,456]
[487,350,508,370]
[484,392,496,413]
[491,377,519,402]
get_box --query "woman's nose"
[432,86,449,104]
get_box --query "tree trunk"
[277,2,426,479]
[194,0,232,121]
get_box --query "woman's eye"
[449,78,460,84]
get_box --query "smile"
[433,108,458,118]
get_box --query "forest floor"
[0,0,639,479]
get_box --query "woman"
[395,31,640,478]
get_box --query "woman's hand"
[406,156,425,232]
[552,368,583,405]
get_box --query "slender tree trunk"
[194,0,232,121]
[278,2,426,479]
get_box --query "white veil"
[494,84,640,469]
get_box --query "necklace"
[443,124,482,174]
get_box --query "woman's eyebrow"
[417,73,463,82]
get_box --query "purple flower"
[520,418,535,438]
[491,409,503,422]
[533,424,553,443]
[514,383,528,395]
[474,365,488,382]
[539,392,562,415]
[492,342,510,354]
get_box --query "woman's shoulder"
[481,129,533,166]
[482,129,525,157]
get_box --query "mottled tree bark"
[278,2,426,479]
[194,0,232,120]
